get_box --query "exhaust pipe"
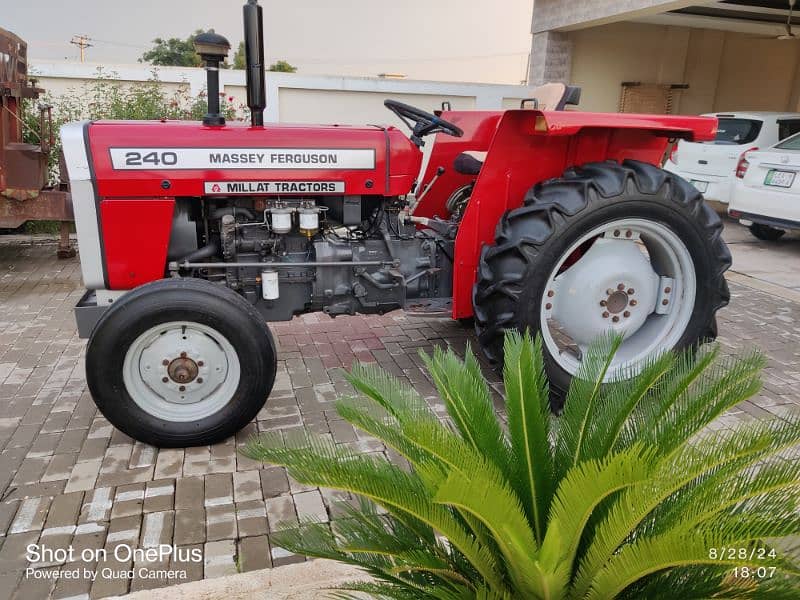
[243,0,266,127]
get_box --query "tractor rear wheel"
[86,278,277,447]
[473,160,730,408]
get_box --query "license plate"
[764,170,795,188]
[690,180,708,193]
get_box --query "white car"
[728,132,800,241]
[664,112,800,203]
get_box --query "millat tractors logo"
[203,181,345,195]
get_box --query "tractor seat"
[453,151,487,175]
[451,83,582,177]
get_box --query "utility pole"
[70,35,93,62]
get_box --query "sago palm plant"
[244,333,800,599]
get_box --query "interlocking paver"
[203,540,237,579]
[1,230,798,597]
[235,500,268,538]
[237,535,271,572]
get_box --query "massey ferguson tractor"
[61,1,729,447]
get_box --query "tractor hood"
[84,120,421,198]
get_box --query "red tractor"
[62,1,729,447]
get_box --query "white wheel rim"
[540,218,696,379]
[122,321,241,422]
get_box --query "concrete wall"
[530,1,697,34]
[28,62,534,126]
[567,22,800,114]
[714,35,800,112]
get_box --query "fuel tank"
[85,120,422,198]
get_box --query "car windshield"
[711,118,762,145]
[775,132,800,151]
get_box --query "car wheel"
[749,223,785,241]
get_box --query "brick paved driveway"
[0,227,798,599]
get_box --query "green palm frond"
[540,444,657,575]
[645,351,766,456]
[502,330,553,544]
[421,345,512,477]
[554,334,623,479]
[431,450,543,597]
[588,351,675,457]
[244,331,800,600]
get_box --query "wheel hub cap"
[540,219,697,379]
[122,322,241,422]
[605,290,629,314]
[549,238,659,347]
[167,357,199,384]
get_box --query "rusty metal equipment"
[0,27,74,257]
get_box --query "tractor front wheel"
[86,278,277,447]
[473,160,730,408]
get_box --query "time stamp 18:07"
[25,543,203,581]
[708,546,782,580]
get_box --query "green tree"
[140,29,234,68]
[245,333,800,598]
[268,59,297,73]
[233,41,246,70]
[140,30,203,67]
[231,43,296,73]
[231,43,295,72]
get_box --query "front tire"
[86,278,277,447]
[473,160,730,407]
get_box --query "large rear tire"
[473,160,730,408]
[86,278,277,447]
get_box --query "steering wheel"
[384,99,464,147]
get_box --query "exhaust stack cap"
[194,31,230,127]
[194,31,231,60]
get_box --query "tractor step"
[404,298,452,317]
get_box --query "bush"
[245,333,800,599]
[22,68,245,184]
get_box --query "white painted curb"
[115,559,371,600]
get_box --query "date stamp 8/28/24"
[708,546,780,580]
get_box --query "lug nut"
[664,286,672,293]
[600,300,607,307]
[628,288,635,295]
[162,377,169,383]
[162,359,169,366]
[612,316,620,323]
[602,311,610,318]
[606,288,613,295]
[662,299,669,306]
[623,311,630,318]
[179,385,186,392]
[630,299,637,306]
[197,361,204,367]
[625,230,632,238]
[197,377,204,384]
[545,303,552,310]
[180,351,187,358]
[617,283,625,291]
[547,290,554,298]
[613,229,620,237]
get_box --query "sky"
[7,0,534,84]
